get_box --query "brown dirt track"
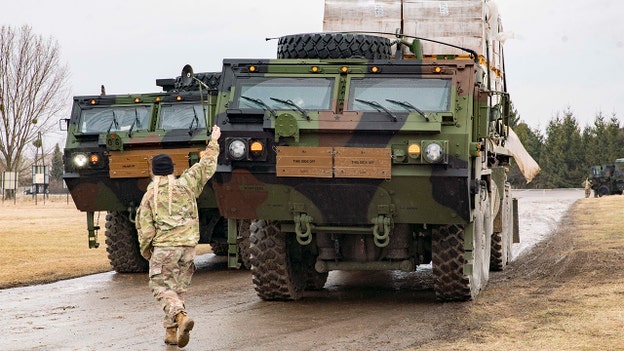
[411,195,624,351]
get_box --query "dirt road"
[6,189,621,351]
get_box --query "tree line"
[508,107,622,189]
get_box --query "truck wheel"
[303,247,328,290]
[432,193,492,301]
[211,242,228,256]
[277,33,392,60]
[491,186,513,271]
[104,211,149,273]
[598,185,610,197]
[305,268,328,291]
[249,220,306,300]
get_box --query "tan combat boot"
[175,312,194,347]
[164,327,177,345]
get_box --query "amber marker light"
[176,95,183,101]
[249,65,257,72]
[134,97,142,103]
[371,66,380,73]
[250,141,264,154]
[89,154,99,164]
[155,97,161,102]
[90,99,97,105]
[408,143,421,158]
[341,66,349,73]
[311,66,320,73]
[435,66,442,73]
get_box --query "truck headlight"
[424,143,444,163]
[73,153,89,168]
[228,139,247,160]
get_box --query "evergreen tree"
[50,143,63,182]
[582,112,623,176]
[604,113,623,163]
[582,113,607,167]
[540,109,585,188]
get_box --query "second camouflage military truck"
[62,72,251,273]
[209,1,519,301]
[589,159,624,196]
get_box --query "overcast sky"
[2,0,623,146]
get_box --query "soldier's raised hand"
[211,125,221,141]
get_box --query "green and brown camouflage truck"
[62,72,251,272]
[208,0,522,301]
[589,158,624,196]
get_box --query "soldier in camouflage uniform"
[582,177,592,198]
[136,125,221,347]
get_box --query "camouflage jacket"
[136,139,219,258]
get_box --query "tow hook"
[294,213,313,245]
[372,215,392,248]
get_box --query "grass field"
[0,195,211,289]
[0,195,110,288]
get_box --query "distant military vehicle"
[62,72,251,272]
[207,0,521,301]
[589,159,624,196]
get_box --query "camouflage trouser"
[149,246,196,328]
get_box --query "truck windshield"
[159,103,206,130]
[348,78,452,112]
[78,105,151,134]
[235,77,334,110]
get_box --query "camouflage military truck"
[62,70,251,273]
[207,27,518,300]
[589,159,624,196]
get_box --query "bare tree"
[0,25,69,197]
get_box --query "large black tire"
[211,242,229,256]
[249,220,306,300]
[598,185,610,197]
[432,192,492,301]
[303,247,328,291]
[305,268,328,291]
[277,33,392,60]
[491,185,513,271]
[104,211,149,273]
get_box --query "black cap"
[152,154,174,176]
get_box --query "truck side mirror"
[59,118,69,131]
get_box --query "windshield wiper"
[270,97,311,121]
[385,99,430,122]
[188,106,200,135]
[355,98,397,122]
[128,109,142,137]
[107,111,119,133]
[241,95,277,118]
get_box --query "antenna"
[179,64,210,135]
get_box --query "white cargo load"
[323,0,505,90]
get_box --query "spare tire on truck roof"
[277,33,393,60]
